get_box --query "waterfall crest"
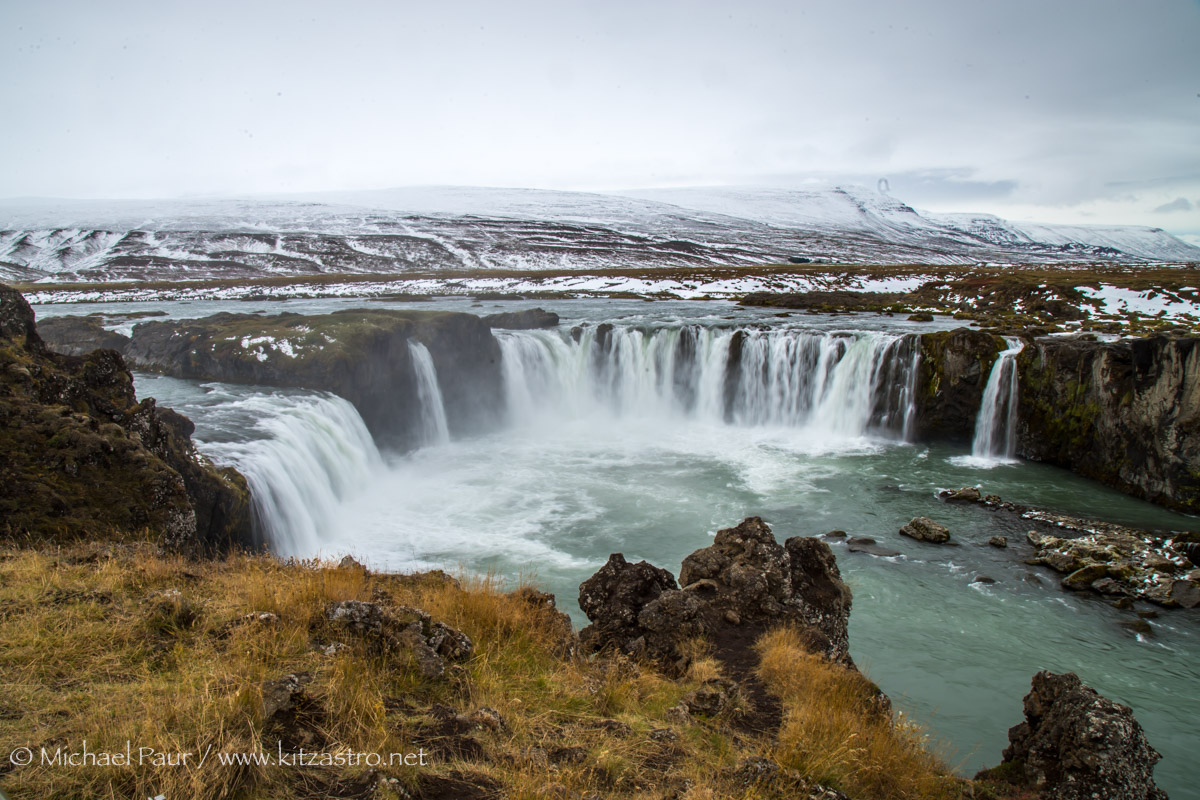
[408,341,450,446]
[198,392,382,555]
[970,337,1024,462]
[495,325,921,439]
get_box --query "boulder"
[846,536,902,557]
[938,486,981,503]
[988,536,1008,549]
[979,670,1167,800]
[577,553,699,666]
[899,516,951,544]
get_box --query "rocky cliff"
[0,285,252,550]
[119,308,503,448]
[913,328,1006,441]
[1017,335,1200,512]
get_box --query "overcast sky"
[2,0,1197,239]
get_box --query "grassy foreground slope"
[0,542,968,800]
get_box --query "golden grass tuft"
[757,626,959,800]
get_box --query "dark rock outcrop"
[325,600,474,678]
[0,285,252,549]
[481,308,559,329]
[119,308,503,447]
[578,517,854,669]
[914,328,1006,441]
[1017,334,1200,513]
[979,670,1167,800]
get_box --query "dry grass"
[0,544,971,799]
[757,627,960,800]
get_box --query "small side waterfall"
[495,326,922,439]
[971,337,1024,461]
[408,341,450,446]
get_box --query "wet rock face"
[914,328,1006,441]
[992,671,1167,800]
[1018,335,1200,513]
[0,284,252,549]
[577,517,854,668]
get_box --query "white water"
[496,326,921,439]
[968,337,1024,464]
[134,376,382,556]
[408,340,450,446]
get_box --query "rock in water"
[899,516,951,543]
[577,517,854,668]
[979,670,1167,800]
[37,315,132,356]
[938,486,982,503]
[481,308,559,329]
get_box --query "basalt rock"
[37,314,132,356]
[481,308,559,329]
[578,517,854,668]
[1017,334,1200,513]
[325,600,474,678]
[577,553,697,666]
[120,308,503,448]
[0,284,252,550]
[938,486,981,503]
[979,670,1167,800]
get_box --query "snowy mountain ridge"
[1,185,1196,283]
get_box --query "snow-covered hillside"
[1,185,1196,283]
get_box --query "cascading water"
[495,325,921,439]
[143,381,383,556]
[970,337,1024,461]
[199,396,380,556]
[408,340,450,446]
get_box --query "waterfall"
[970,337,1024,461]
[495,325,921,439]
[408,340,450,446]
[197,392,382,556]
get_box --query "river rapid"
[34,295,1200,795]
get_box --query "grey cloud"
[1154,197,1194,213]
